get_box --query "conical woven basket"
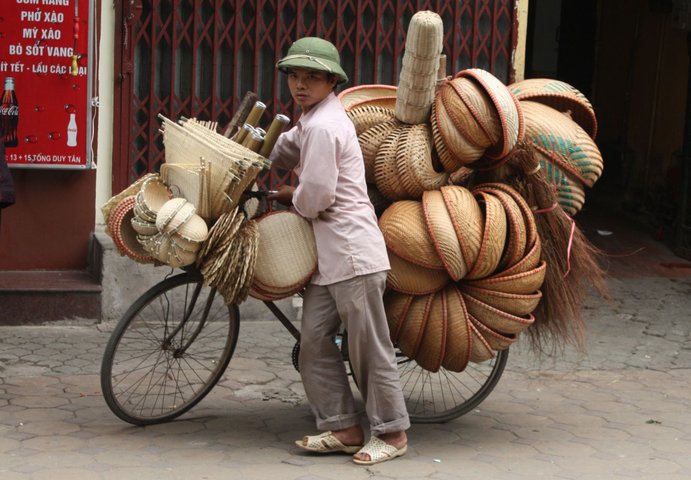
[379,200,444,269]
[510,78,597,139]
[395,10,443,124]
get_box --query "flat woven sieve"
[252,211,317,291]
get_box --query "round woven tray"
[107,196,155,264]
[338,84,398,111]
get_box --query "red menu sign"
[1,0,91,169]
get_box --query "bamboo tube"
[259,114,290,157]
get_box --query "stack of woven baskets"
[340,10,604,371]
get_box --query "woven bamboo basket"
[374,127,411,201]
[521,101,603,188]
[440,185,484,272]
[442,285,471,372]
[466,260,547,295]
[509,78,597,139]
[414,291,447,372]
[462,292,535,335]
[379,200,444,269]
[395,10,443,124]
[386,250,450,295]
[338,84,398,111]
[384,291,414,343]
[469,316,517,351]
[359,119,400,184]
[107,196,155,264]
[395,124,448,198]
[422,190,467,281]
[395,293,432,358]
[250,211,317,298]
[460,284,542,317]
[468,319,495,362]
[465,190,507,279]
[347,105,396,136]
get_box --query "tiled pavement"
[1,242,691,478]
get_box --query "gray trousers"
[299,271,410,436]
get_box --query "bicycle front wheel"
[399,349,508,423]
[101,271,240,426]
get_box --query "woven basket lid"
[433,86,485,166]
[396,293,433,359]
[441,285,471,372]
[468,319,495,363]
[395,123,449,198]
[440,185,484,272]
[465,190,507,279]
[384,291,415,343]
[347,105,396,136]
[422,190,467,281]
[469,315,517,351]
[414,291,447,372]
[107,196,155,264]
[136,176,173,223]
[386,250,450,295]
[359,119,399,184]
[374,127,411,201]
[252,211,317,292]
[462,292,535,335]
[379,200,443,269]
[521,101,603,188]
[460,284,542,317]
[338,84,398,111]
[466,260,547,295]
[474,186,527,271]
[510,78,597,139]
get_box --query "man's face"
[287,68,337,113]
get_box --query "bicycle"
[100,194,508,427]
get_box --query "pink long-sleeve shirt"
[269,92,390,285]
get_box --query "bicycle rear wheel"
[399,349,508,423]
[101,270,240,426]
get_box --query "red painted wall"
[0,169,95,270]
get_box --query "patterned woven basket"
[468,319,495,362]
[469,316,517,351]
[460,284,542,317]
[510,78,597,139]
[466,260,547,295]
[440,185,484,272]
[442,285,471,372]
[359,119,399,184]
[395,124,448,198]
[462,293,535,335]
[465,190,507,279]
[414,291,447,372]
[521,100,603,187]
[347,105,396,136]
[374,127,410,200]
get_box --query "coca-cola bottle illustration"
[1,77,19,148]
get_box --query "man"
[267,37,410,465]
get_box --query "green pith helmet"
[277,37,349,84]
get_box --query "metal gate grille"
[113,0,518,192]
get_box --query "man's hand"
[267,185,296,206]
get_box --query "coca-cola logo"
[0,105,19,116]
